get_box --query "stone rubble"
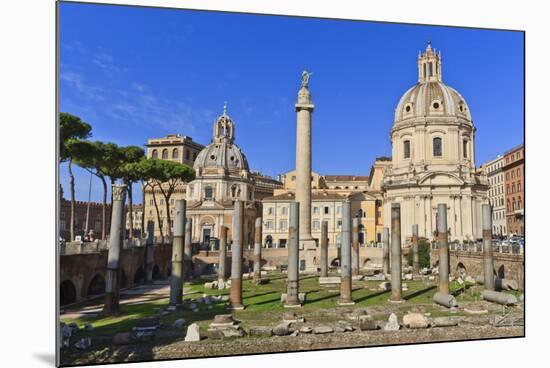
[185,323,201,342]
[384,313,400,331]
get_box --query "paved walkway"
[61,280,174,320]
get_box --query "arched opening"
[152,265,161,280]
[151,149,158,159]
[134,267,145,284]
[498,265,505,279]
[456,262,467,277]
[330,258,340,267]
[363,258,374,268]
[87,274,105,296]
[162,149,168,159]
[172,148,179,159]
[60,280,77,306]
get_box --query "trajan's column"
[295,70,317,272]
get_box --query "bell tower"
[212,102,235,144]
[417,40,442,83]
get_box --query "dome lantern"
[417,41,442,83]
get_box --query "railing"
[430,240,523,255]
[60,236,172,255]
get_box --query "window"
[312,220,320,230]
[151,149,158,159]
[170,199,174,205]
[511,170,515,179]
[517,182,521,192]
[512,199,516,211]
[313,207,319,215]
[432,101,439,109]
[160,199,164,205]
[265,220,273,230]
[433,137,442,157]
[512,183,515,193]
[516,152,520,160]
[507,200,510,212]
[506,173,509,180]
[162,149,168,159]
[517,168,521,177]
[281,206,288,215]
[149,199,153,206]
[463,140,468,158]
[204,186,213,199]
[423,63,426,78]
[403,140,410,159]
[185,149,190,160]
[279,220,288,231]
[324,206,329,215]
[172,148,179,159]
[267,207,274,216]
[337,219,342,228]
[429,62,433,76]
[518,198,522,209]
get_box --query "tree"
[59,113,91,241]
[119,146,145,238]
[68,140,110,239]
[407,239,431,269]
[132,159,194,238]
[152,160,195,236]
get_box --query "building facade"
[185,107,259,247]
[382,42,489,243]
[125,204,143,238]
[261,191,380,249]
[481,155,507,236]
[503,144,524,235]
[142,134,204,236]
[60,199,112,240]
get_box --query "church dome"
[193,105,250,174]
[394,43,472,125]
[193,141,249,172]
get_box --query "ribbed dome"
[193,141,249,172]
[193,106,250,174]
[394,81,472,123]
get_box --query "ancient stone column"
[295,73,315,245]
[169,199,186,308]
[230,200,244,309]
[286,201,301,307]
[482,204,495,291]
[412,224,419,276]
[383,227,390,275]
[437,204,450,294]
[144,220,154,284]
[351,217,360,276]
[253,217,262,284]
[218,225,227,283]
[320,221,329,278]
[339,200,354,305]
[390,204,402,302]
[103,184,127,315]
[184,218,193,280]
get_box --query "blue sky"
[59,2,524,204]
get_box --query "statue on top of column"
[301,70,312,87]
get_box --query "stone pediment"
[188,200,227,210]
[418,172,464,186]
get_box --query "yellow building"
[262,163,388,248]
[142,134,204,236]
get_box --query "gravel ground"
[61,323,523,365]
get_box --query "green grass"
[61,272,519,335]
